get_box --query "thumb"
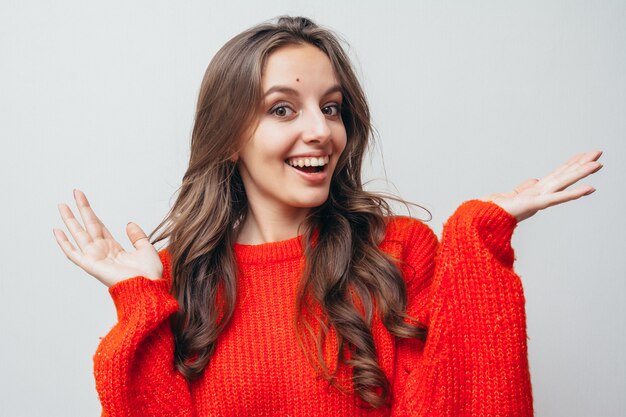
[126,222,150,250]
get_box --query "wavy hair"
[150,15,427,408]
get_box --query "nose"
[300,107,332,144]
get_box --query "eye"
[322,104,341,117]
[270,103,295,118]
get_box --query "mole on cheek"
[296,78,300,82]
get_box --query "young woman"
[53,16,602,417]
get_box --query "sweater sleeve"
[392,200,533,416]
[93,250,194,417]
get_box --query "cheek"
[241,132,285,167]
[255,124,297,156]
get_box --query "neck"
[236,203,311,245]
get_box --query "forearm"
[394,200,533,416]
[94,276,194,417]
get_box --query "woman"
[53,16,602,416]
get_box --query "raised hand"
[53,189,163,287]
[481,150,603,222]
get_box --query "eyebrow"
[262,84,343,99]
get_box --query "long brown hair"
[150,15,426,408]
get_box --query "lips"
[284,160,329,184]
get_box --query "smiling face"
[236,43,347,221]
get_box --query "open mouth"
[288,164,325,174]
[285,155,329,174]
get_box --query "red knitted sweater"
[94,200,533,416]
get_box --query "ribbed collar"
[233,226,323,265]
[234,234,305,265]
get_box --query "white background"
[1,1,624,416]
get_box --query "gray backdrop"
[1,1,624,416]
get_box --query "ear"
[229,153,239,163]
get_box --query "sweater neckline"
[234,234,305,264]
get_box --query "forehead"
[262,44,339,90]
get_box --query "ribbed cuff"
[449,199,518,267]
[108,276,178,323]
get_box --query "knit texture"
[94,199,533,416]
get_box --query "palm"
[80,236,160,285]
[53,190,163,287]
[482,151,603,222]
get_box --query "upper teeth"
[286,155,330,168]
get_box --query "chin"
[293,192,330,209]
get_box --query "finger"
[560,150,603,175]
[543,152,585,180]
[53,228,85,266]
[578,149,603,164]
[126,222,151,250]
[549,152,585,175]
[57,203,93,251]
[73,189,114,240]
[537,151,602,189]
[542,160,602,193]
[533,185,595,211]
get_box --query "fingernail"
[584,188,596,195]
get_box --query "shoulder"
[379,216,438,299]
[381,216,438,259]
[380,216,438,280]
